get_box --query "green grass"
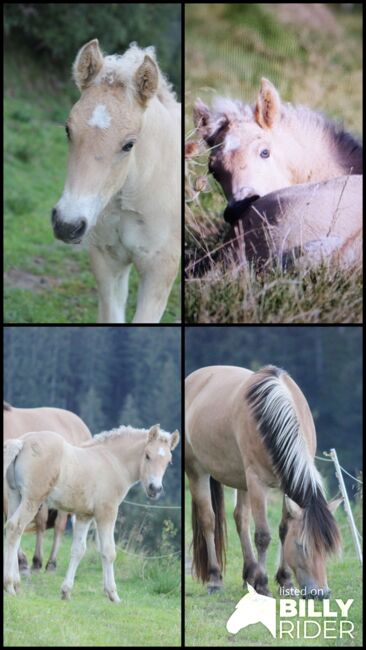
[4,529,181,647]
[185,480,362,646]
[4,45,180,323]
[185,4,362,324]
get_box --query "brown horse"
[4,424,179,601]
[3,402,92,572]
[185,365,341,599]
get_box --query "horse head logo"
[226,583,276,637]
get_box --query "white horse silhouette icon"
[226,583,276,637]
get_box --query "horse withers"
[52,39,181,323]
[4,423,179,602]
[185,365,341,599]
[193,78,362,266]
[3,401,92,573]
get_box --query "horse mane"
[3,401,12,411]
[246,365,341,557]
[84,424,171,446]
[93,42,177,107]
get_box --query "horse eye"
[122,141,135,152]
[260,149,270,159]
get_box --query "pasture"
[4,44,181,324]
[184,481,362,647]
[185,4,362,323]
[4,528,181,646]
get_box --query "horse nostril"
[73,219,87,238]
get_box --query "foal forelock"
[246,366,323,507]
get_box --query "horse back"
[3,406,91,444]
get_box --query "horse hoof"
[46,562,56,571]
[61,588,71,601]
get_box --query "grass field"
[184,480,362,647]
[185,4,362,324]
[4,44,181,324]
[4,529,181,646]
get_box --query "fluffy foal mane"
[84,424,171,446]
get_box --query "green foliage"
[4,3,181,97]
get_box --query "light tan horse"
[3,401,92,573]
[52,39,181,323]
[194,78,362,203]
[185,365,341,599]
[4,424,179,601]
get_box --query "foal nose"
[148,483,162,499]
[51,208,87,243]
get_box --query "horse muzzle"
[146,483,163,500]
[223,195,260,224]
[51,208,87,244]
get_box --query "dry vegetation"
[184,3,362,324]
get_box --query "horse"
[4,423,179,601]
[52,39,181,323]
[223,175,362,269]
[3,401,92,573]
[192,79,362,266]
[185,365,341,599]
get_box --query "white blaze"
[158,447,166,457]
[88,104,111,129]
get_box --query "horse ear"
[255,78,281,129]
[73,39,103,91]
[193,99,212,141]
[328,498,343,514]
[284,495,302,519]
[148,424,160,442]
[134,55,159,105]
[170,430,180,450]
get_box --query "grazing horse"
[3,401,92,573]
[185,365,341,599]
[4,424,179,601]
[52,39,181,323]
[193,79,362,266]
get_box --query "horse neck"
[280,108,346,185]
[103,432,146,487]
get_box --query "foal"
[4,424,179,601]
[52,39,181,323]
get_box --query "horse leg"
[95,512,120,603]
[233,489,258,589]
[32,503,48,570]
[275,496,296,595]
[89,246,131,323]
[61,516,92,600]
[188,472,224,593]
[46,511,68,571]
[246,471,271,595]
[133,254,179,323]
[4,492,41,595]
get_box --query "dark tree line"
[4,326,181,552]
[4,3,181,98]
[185,326,362,498]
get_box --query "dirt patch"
[4,269,61,291]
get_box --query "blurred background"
[4,326,181,555]
[4,3,181,323]
[185,325,362,499]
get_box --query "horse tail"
[191,477,227,582]
[4,438,23,480]
[246,365,340,556]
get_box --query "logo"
[226,584,354,640]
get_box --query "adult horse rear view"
[3,402,92,572]
[185,365,341,599]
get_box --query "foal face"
[140,426,180,500]
[208,120,291,203]
[52,85,144,243]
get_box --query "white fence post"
[330,447,362,564]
